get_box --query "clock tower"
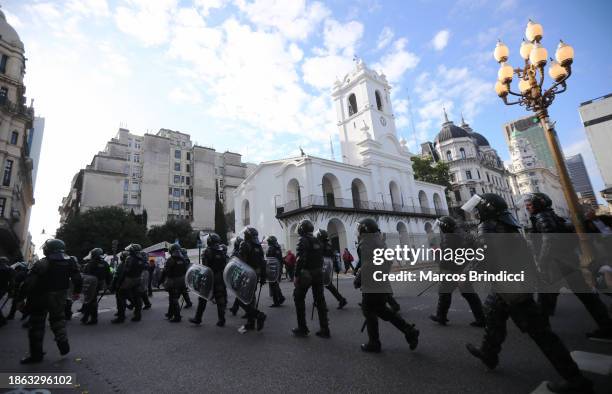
[331,59,405,165]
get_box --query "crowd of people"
[1,191,612,394]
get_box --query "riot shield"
[265,256,281,283]
[322,257,333,286]
[185,264,214,300]
[223,256,257,304]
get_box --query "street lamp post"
[493,20,593,271]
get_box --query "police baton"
[311,301,316,321]
[0,294,9,310]
[417,281,437,297]
[360,320,366,332]
[255,282,263,310]
[97,288,108,304]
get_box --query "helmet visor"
[461,194,483,213]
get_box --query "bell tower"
[331,60,400,165]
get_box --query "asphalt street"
[1,276,611,394]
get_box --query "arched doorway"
[389,181,401,210]
[322,173,342,207]
[287,178,302,210]
[351,178,368,209]
[418,190,429,213]
[433,193,443,215]
[397,221,409,247]
[242,199,250,226]
[327,218,347,255]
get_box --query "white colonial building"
[234,61,448,256]
[421,112,517,221]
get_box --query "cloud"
[376,26,394,51]
[3,9,23,28]
[169,85,203,104]
[431,29,450,51]
[322,19,364,56]
[114,0,178,46]
[235,0,330,41]
[302,55,354,90]
[67,0,110,17]
[373,38,419,83]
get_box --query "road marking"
[571,350,612,376]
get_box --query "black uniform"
[266,243,286,307]
[81,256,112,324]
[160,254,189,322]
[112,253,146,323]
[7,263,27,320]
[0,258,12,326]
[466,215,591,393]
[293,233,329,337]
[321,242,347,309]
[238,238,267,331]
[531,208,612,337]
[430,229,484,326]
[191,246,228,326]
[20,254,83,362]
[357,234,418,352]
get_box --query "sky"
[3,0,612,253]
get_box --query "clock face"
[380,116,387,126]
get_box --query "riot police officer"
[315,230,347,309]
[190,233,228,326]
[80,248,112,325]
[292,220,330,338]
[355,218,418,352]
[238,227,267,332]
[0,256,11,327]
[159,244,189,323]
[6,261,28,320]
[111,244,146,323]
[266,235,286,307]
[525,192,612,341]
[464,193,592,394]
[19,239,82,364]
[429,216,485,327]
[180,248,193,309]
[228,236,247,317]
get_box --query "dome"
[435,121,470,144]
[0,10,24,50]
[470,132,490,147]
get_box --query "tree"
[147,219,198,248]
[55,206,148,259]
[214,196,228,244]
[411,156,452,189]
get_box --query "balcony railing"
[0,96,34,120]
[276,194,448,217]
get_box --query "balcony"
[275,194,448,219]
[0,96,34,121]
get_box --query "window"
[124,179,129,191]
[486,173,490,182]
[466,170,472,180]
[347,93,357,116]
[10,131,18,145]
[173,201,180,210]
[186,164,190,173]
[134,154,140,163]
[454,190,461,202]
[181,202,185,209]
[0,54,7,74]
[168,201,173,208]
[446,151,452,161]
[186,152,191,160]
[186,189,190,198]
[3,159,13,186]
[131,194,138,200]
[174,162,180,171]
[460,148,466,159]
[186,176,190,185]
[181,176,185,183]
[450,173,456,182]
[175,150,181,159]
[219,191,224,200]
[0,87,7,103]
[477,169,481,179]
[0,196,6,216]
[168,187,172,195]
[127,153,131,161]
[174,175,180,184]
[469,187,477,196]
[186,202,190,211]
[135,143,141,149]
[482,188,486,194]
[173,188,180,197]
[181,189,185,196]
[123,193,128,204]
[375,90,383,111]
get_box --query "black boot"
[360,342,381,353]
[546,377,593,394]
[256,312,266,331]
[464,292,486,327]
[338,298,347,309]
[403,324,419,350]
[216,306,225,327]
[292,326,309,337]
[111,315,125,324]
[315,327,331,338]
[430,293,451,325]
[465,343,498,370]
[57,340,70,356]
[20,354,44,364]
[131,310,142,322]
